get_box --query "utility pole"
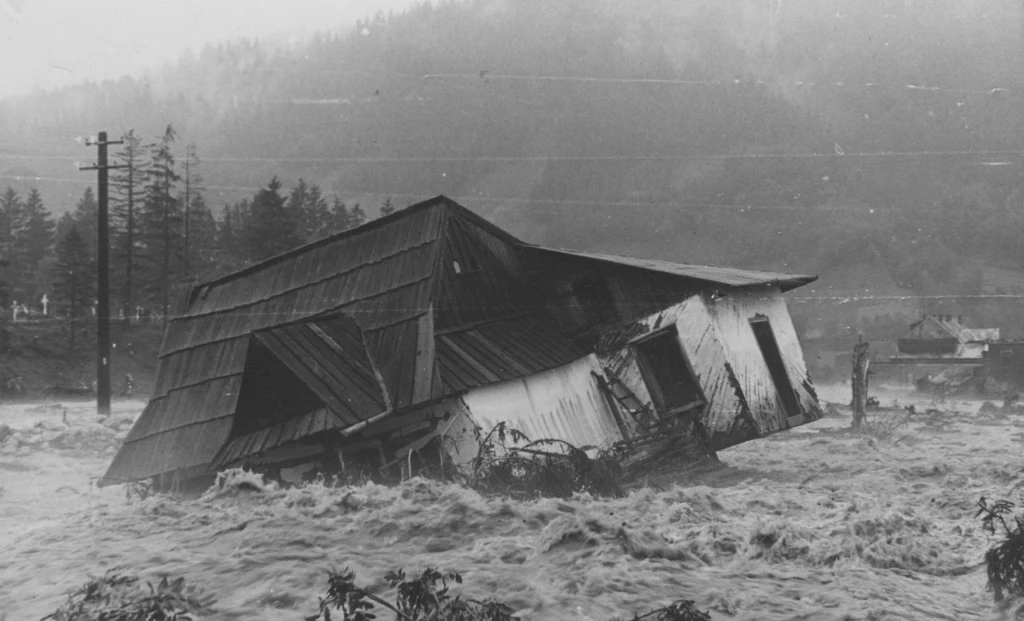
[79,131,127,417]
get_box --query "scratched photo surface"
[1,1,1023,619]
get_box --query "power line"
[0,173,256,193]
[421,72,1019,97]
[4,147,1022,165]
[149,149,1024,163]
[0,174,998,215]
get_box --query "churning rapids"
[0,386,1018,620]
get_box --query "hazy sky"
[0,0,420,99]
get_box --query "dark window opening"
[632,328,704,413]
[573,274,619,326]
[749,317,801,416]
[234,341,325,435]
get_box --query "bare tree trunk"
[852,341,870,430]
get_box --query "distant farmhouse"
[897,314,1000,361]
[882,314,1003,391]
[101,196,823,489]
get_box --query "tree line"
[0,124,377,330]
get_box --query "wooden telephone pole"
[851,338,871,430]
[80,132,128,416]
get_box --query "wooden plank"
[288,324,386,415]
[462,328,534,376]
[274,327,376,420]
[307,322,385,398]
[254,331,360,425]
[439,335,502,383]
[362,330,395,410]
[412,310,436,404]
[387,320,416,409]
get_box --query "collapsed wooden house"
[100,196,822,488]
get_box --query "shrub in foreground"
[41,572,213,621]
[977,496,1024,608]
[305,566,711,621]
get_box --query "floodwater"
[0,386,1019,620]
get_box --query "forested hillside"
[2,0,1024,341]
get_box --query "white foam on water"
[0,395,1014,620]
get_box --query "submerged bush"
[858,410,911,442]
[464,422,624,500]
[42,571,213,621]
[306,566,710,621]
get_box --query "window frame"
[629,326,707,416]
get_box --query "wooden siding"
[460,354,625,450]
[597,287,820,452]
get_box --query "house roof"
[908,315,1000,344]
[102,195,818,485]
[526,247,818,292]
[102,200,448,485]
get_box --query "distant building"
[101,196,822,489]
[878,314,1001,390]
[896,314,999,360]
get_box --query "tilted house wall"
[102,195,821,487]
[595,287,818,451]
[444,286,820,465]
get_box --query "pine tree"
[329,197,367,234]
[0,186,21,250]
[243,177,302,261]
[15,188,55,302]
[347,201,367,230]
[139,125,181,322]
[290,179,332,242]
[111,130,145,325]
[51,225,95,354]
[180,142,202,276]
[0,187,27,301]
[379,196,396,217]
[70,187,98,256]
[216,199,251,271]
[329,197,350,235]
[186,191,218,277]
[217,202,239,267]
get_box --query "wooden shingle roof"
[103,195,818,485]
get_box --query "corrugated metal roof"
[524,247,817,292]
